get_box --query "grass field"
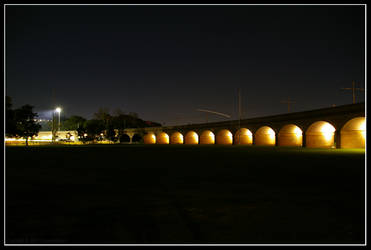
[5,144,366,244]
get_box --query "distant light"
[56,107,62,113]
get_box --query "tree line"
[5,96,162,145]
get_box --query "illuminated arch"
[156,132,169,144]
[234,128,253,145]
[255,126,276,146]
[216,129,233,145]
[278,124,303,147]
[143,132,156,144]
[170,132,184,144]
[306,121,335,148]
[340,117,365,148]
[185,131,199,144]
[200,130,215,144]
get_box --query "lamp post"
[55,107,62,139]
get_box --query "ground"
[5,144,365,244]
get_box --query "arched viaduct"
[121,103,366,149]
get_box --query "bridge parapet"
[121,103,365,148]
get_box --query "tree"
[85,119,105,141]
[63,115,87,130]
[6,96,17,136]
[94,107,111,122]
[14,105,41,146]
[112,114,127,142]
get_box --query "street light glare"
[56,107,62,113]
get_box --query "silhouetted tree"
[6,96,17,136]
[14,105,41,146]
[64,115,87,130]
[85,119,105,141]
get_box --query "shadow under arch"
[132,134,142,143]
[119,134,131,143]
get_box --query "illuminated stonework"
[341,117,365,148]
[306,121,335,148]
[143,133,156,144]
[156,132,169,144]
[185,131,199,144]
[277,124,303,146]
[216,129,233,145]
[200,130,215,144]
[255,126,276,146]
[234,128,253,145]
[170,132,184,144]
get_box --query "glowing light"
[340,117,365,148]
[200,130,215,144]
[293,126,302,137]
[359,120,365,131]
[171,132,184,144]
[144,133,156,144]
[216,129,233,145]
[267,128,275,139]
[255,126,275,146]
[247,130,252,137]
[320,123,335,141]
[185,131,199,144]
[320,123,336,134]
[234,128,253,145]
[55,107,62,113]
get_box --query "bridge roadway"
[122,103,365,148]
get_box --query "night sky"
[6,5,365,125]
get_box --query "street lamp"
[55,107,62,132]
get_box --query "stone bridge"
[121,103,365,149]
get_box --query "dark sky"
[6,5,365,125]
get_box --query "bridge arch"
[132,134,142,143]
[185,131,199,144]
[200,130,215,144]
[278,124,303,147]
[255,126,276,146]
[340,117,365,148]
[156,132,169,144]
[120,134,131,143]
[170,131,184,144]
[143,132,156,144]
[234,128,253,145]
[306,121,335,148]
[216,129,233,145]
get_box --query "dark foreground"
[6,145,365,244]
